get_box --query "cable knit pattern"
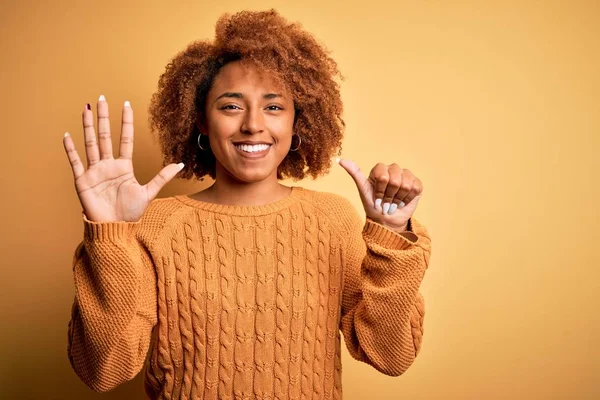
[275,211,291,400]
[67,186,432,399]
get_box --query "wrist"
[366,217,411,233]
[395,224,409,233]
[396,218,412,233]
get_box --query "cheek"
[207,117,237,141]
[268,116,294,141]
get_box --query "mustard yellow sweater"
[67,186,431,399]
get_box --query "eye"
[266,105,283,111]
[220,104,242,110]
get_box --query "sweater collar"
[174,186,305,216]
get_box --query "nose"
[241,107,265,134]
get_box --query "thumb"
[146,162,185,200]
[336,157,369,197]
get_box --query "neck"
[205,165,291,206]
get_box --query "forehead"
[209,61,290,97]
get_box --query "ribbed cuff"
[362,218,418,250]
[82,211,140,242]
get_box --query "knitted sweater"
[67,186,431,399]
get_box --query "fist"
[337,158,423,232]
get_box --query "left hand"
[337,158,423,232]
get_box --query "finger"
[62,132,85,179]
[146,163,185,200]
[337,158,370,199]
[119,101,134,159]
[97,95,114,160]
[391,169,413,206]
[368,163,389,210]
[396,180,423,210]
[381,164,402,214]
[391,179,422,215]
[82,103,100,167]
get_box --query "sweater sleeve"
[67,212,158,392]
[339,206,432,377]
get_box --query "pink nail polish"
[85,103,91,110]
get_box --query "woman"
[63,9,431,399]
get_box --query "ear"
[293,106,301,126]
[196,116,207,134]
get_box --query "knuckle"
[377,175,389,184]
[98,132,111,139]
[388,179,400,187]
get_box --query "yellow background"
[1,0,598,398]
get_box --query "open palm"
[62,96,183,223]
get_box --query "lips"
[234,143,271,151]
[233,142,272,159]
[232,141,274,145]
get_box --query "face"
[199,61,295,184]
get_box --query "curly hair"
[148,9,345,181]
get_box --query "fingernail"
[389,203,398,214]
[177,162,185,170]
[85,103,91,110]
[399,201,405,208]
[99,94,105,101]
[382,203,390,214]
[124,100,131,107]
[64,132,70,138]
[335,157,340,164]
[375,199,382,209]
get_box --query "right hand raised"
[62,96,184,223]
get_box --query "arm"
[339,213,432,376]
[67,212,157,392]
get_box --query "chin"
[228,166,277,184]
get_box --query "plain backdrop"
[1,0,598,399]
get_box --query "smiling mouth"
[232,142,272,160]
[233,143,272,153]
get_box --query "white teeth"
[235,144,271,153]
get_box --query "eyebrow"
[215,92,283,101]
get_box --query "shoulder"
[135,196,194,243]
[301,188,356,213]
[142,196,185,221]
[296,187,364,234]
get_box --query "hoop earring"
[197,134,210,150]
[290,134,301,152]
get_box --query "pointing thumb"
[336,157,367,191]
